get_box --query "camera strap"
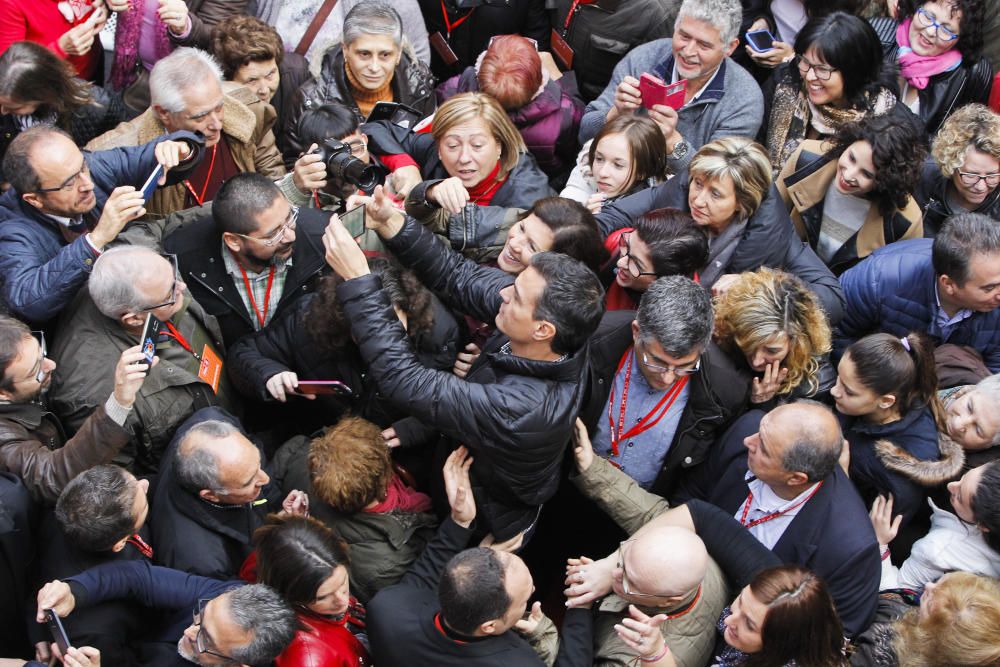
[295,0,340,56]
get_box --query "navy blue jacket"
[0,131,202,324]
[834,239,1000,372]
[677,410,880,637]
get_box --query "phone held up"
[746,29,777,52]
[45,608,71,655]
[639,73,687,111]
[140,313,162,365]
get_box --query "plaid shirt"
[221,241,293,330]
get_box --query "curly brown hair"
[308,415,393,514]
[210,15,284,80]
[305,256,435,357]
[931,103,1000,177]
[713,267,832,395]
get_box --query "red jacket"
[0,0,101,80]
[276,607,372,667]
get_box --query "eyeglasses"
[344,139,367,157]
[23,331,48,384]
[231,207,298,247]
[638,342,701,377]
[617,541,672,599]
[34,159,91,194]
[618,232,659,279]
[914,7,960,42]
[957,171,1000,188]
[140,254,181,312]
[795,55,837,81]
[192,598,237,662]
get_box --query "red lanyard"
[662,584,702,620]
[739,481,824,528]
[162,321,201,360]
[183,144,218,206]
[440,0,474,38]
[434,613,468,644]
[127,533,154,559]
[228,249,276,328]
[606,349,689,458]
[562,0,596,33]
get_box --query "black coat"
[677,410,881,638]
[578,310,751,499]
[871,17,994,136]
[336,219,588,541]
[596,172,847,324]
[0,473,34,656]
[163,206,331,348]
[915,157,1000,237]
[367,518,593,666]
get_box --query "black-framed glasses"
[231,207,298,247]
[26,331,48,384]
[617,540,672,599]
[618,232,659,279]
[957,171,1000,188]
[637,341,701,377]
[140,253,181,312]
[192,598,237,662]
[34,159,91,194]
[795,55,837,81]
[914,7,960,42]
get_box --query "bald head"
[623,526,708,600]
[771,401,842,482]
[175,419,269,504]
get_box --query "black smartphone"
[44,608,71,655]
[746,29,776,52]
[140,164,163,202]
[341,204,366,238]
[139,313,162,365]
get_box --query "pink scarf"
[895,17,962,90]
[363,474,433,514]
[109,0,173,91]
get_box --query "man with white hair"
[578,0,764,172]
[48,246,238,474]
[88,47,326,218]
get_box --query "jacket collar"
[129,89,258,147]
[651,56,728,105]
[486,341,588,382]
[0,401,48,429]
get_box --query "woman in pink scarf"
[869,0,992,134]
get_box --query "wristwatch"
[669,139,690,161]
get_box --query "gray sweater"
[579,38,764,171]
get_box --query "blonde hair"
[893,572,1000,667]
[431,92,527,179]
[688,137,772,221]
[713,267,831,395]
[931,104,1000,177]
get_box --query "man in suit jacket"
[677,401,880,637]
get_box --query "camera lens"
[329,154,384,192]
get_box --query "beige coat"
[86,83,285,218]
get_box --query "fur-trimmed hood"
[876,431,966,487]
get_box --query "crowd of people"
[0,0,999,665]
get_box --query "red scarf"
[465,161,506,206]
[364,474,433,514]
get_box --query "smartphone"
[44,609,71,655]
[293,380,354,397]
[139,313,162,365]
[341,204,366,238]
[746,29,777,52]
[639,74,687,110]
[140,164,163,202]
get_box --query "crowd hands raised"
[0,0,999,665]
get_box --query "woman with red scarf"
[870,0,992,135]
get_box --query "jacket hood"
[875,431,966,486]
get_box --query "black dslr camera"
[310,139,385,192]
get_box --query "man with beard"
[164,173,330,348]
[0,315,154,504]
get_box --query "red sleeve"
[380,153,420,171]
[0,2,29,57]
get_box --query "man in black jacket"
[323,187,605,543]
[163,172,330,348]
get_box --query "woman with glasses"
[776,114,927,275]
[915,103,1000,237]
[763,12,914,175]
[870,0,992,136]
[713,267,832,405]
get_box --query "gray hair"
[973,375,1000,446]
[781,400,842,483]
[149,47,224,113]
[636,276,714,357]
[89,246,163,318]
[343,1,403,47]
[225,585,297,666]
[676,0,742,46]
[174,420,240,495]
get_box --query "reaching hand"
[265,371,310,403]
[869,495,901,548]
[89,186,147,249]
[750,360,788,404]
[157,0,190,34]
[281,490,310,517]
[564,555,614,607]
[382,427,401,448]
[452,343,481,379]
[322,215,370,280]
[426,177,469,215]
[387,166,422,199]
[573,418,596,473]
[444,446,475,527]
[55,645,102,667]
[615,605,670,663]
[153,139,192,185]
[347,185,404,238]
[58,6,106,56]
[514,601,544,635]
[113,345,158,408]
[36,581,76,622]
